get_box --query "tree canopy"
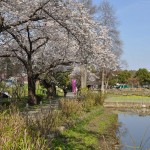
[0,0,122,103]
[135,68,150,86]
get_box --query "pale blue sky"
[93,0,150,70]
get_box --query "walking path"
[23,92,76,119]
[66,92,77,98]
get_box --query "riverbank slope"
[52,107,118,150]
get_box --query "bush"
[79,90,106,110]
[0,105,68,150]
[0,106,50,150]
[59,99,83,118]
[94,91,106,105]
[31,110,63,134]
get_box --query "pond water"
[118,111,150,150]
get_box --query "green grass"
[106,95,150,103]
[107,88,150,97]
[52,107,118,150]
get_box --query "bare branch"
[26,26,32,52]
[6,29,29,56]
[0,0,51,33]
[32,37,47,43]
[33,37,49,53]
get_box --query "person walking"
[63,86,67,97]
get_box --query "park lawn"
[106,95,150,103]
[52,107,118,150]
[3,82,63,98]
[0,82,63,111]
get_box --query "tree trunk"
[27,69,37,105]
[80,64,87,88]
[105,78,109,90]
[47,84,56,99]
[41,80,56,99]
[47,87,52,99]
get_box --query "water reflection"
[118,111,150,150]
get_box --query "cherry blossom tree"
[0,0,98,104]
[77,0,122,89]
[92,26,118,93]
[90,0,122,92]
[0,0,121,102]
[70,65,99,87]
[97,0,122,60]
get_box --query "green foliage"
[0,80,7,92]
[39,70,71,88]
[55,71,70,87]
[80,87,88,93]
[79,89,105,110]
[117,70,131,84]
[135,68,150,86]
[108,75,118,86]
[39,71,71,97]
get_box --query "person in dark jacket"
[63,86,67,97]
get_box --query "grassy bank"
[52,107,118,150]
[0,91,118,150]
[0,106,52,150]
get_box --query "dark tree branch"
[0,0,51,33]
[32,37,49,53]
[26,26,32,52]
[6,30,24,49]
[11,49,28,68]
[39,59,78,75]
[6,29,29,56]
[0,54,14,57]
[1,16,45,33]
[32,37,47,43]
[30,0,50,18]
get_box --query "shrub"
[79,90,106,110]
[94,91,106,105]
[0,107,50,150]
[0,105,67,150]
[59,99,83,118]
[31,110,63,135]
